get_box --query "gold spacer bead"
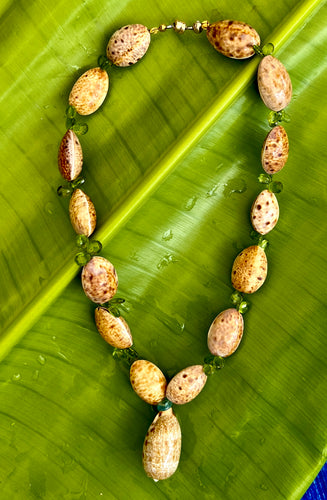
[159,24,167,32]
[173,20,187,33]
[192,21,203,34]
[201,20,210,30]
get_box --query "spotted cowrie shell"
[251,190,279,235]
[81,256,118,304]
[261,125,289,174]
[58,130,83,181]
[166,365,207,405]
[143,408,181,481]
[69,67,109,116]
[231,245,268,294]
[207,20,260,59]
[208,308,244,357]
[95,307,133,349]
[130,360,167,405]
[69,188,96,237]
[257,55,292,111]
[107,24,151,67]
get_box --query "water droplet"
[205,183,219,198]
[45,202,56,215]
[223,178,247,197]
[32,370,40,381]
[58,351,68,361]
[37,355,46,365]
[162,229,173,241]
[184,195,198,211]
[260,484,269,491]
[157,253,178,269]
[260,437,266,445]
[12,373,21,381]
[52,336,57,341]
[230,430,240,439]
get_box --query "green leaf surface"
[1,0,327,498]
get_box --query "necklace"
[57,17,291,481]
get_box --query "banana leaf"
[0,0,326,498]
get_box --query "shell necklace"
[56,18,291,481]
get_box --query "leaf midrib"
[0,0,323,362]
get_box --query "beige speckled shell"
[231,245,268,294]
[207,20,260,59]
[261,125,289,174]
[58,130,83,181]
[69,188,96,237]
[166,365,207,405]
[107,24,151,67]
[208,308,244,357]
[81,256,118,304]
[257,55,292,111]
[143,408,181,481]
[69,67,109,116]
[251,190,279,235]
[95,307,133,348]
[130,360,167,405]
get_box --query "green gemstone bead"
[71,176,86,189]
[203,354,224,375]
[156,398,173,412]
[65,105,77,119]
[258,173,271,184]
[57,185,73,197]
[231,290,243,306]
[65,117,76,129]
[262,42,274,55]
[258,237,269,251]
[269,181,283,194]
[238,300,250,314]
[108,306,120,317]
[76,234,89,248]
[72,123,88,136]
[98,55,112,72]
[88,240,102,255]
[75,252,91,266]
[112,346,139,366]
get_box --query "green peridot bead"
[75,252,91,266]
[65,105,77,119]
[258,237,269,251]
[258,173,272,184]
[98,55,112,72]
[57,185,73,197]
[156,398,173,412]
[112,346,139,366]
[76,234,89,248]
[203,354,224,375]
[262,42,274,56]
[231,290,243,306]
[70,176,85,189]
[238,300,250,314]
[72,123,88,136]
[268,181,283,194]
[66,117,76,129]
[88,240,102,255]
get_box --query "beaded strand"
[56,18,292,481]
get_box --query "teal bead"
[156,398,173,412]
